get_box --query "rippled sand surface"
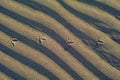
[0,0,120,80]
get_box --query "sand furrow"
[0,0,120,79]
[0,72,14,80]
[62,0,120,58]
[63,0,120,30]
[32,0,120,60]
[96,0,120,11]
[0,13,100,80]
[24,0,120,59]
[0,51,49,80]
[0,1,119,79]
[0,31,74,80]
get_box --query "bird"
[66,38,74,45]
[36,37,46,44]
[11,38,18,47]
[96,39,104,45]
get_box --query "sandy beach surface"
[0,0,120,80]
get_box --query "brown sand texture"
[0,0,120,80]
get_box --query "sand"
[0,0,120,80]
[0,72,14,80]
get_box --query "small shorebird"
[36,37,46,44]
[96,39,104,46]
[66,38,74,45]
[11,38,18,47]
